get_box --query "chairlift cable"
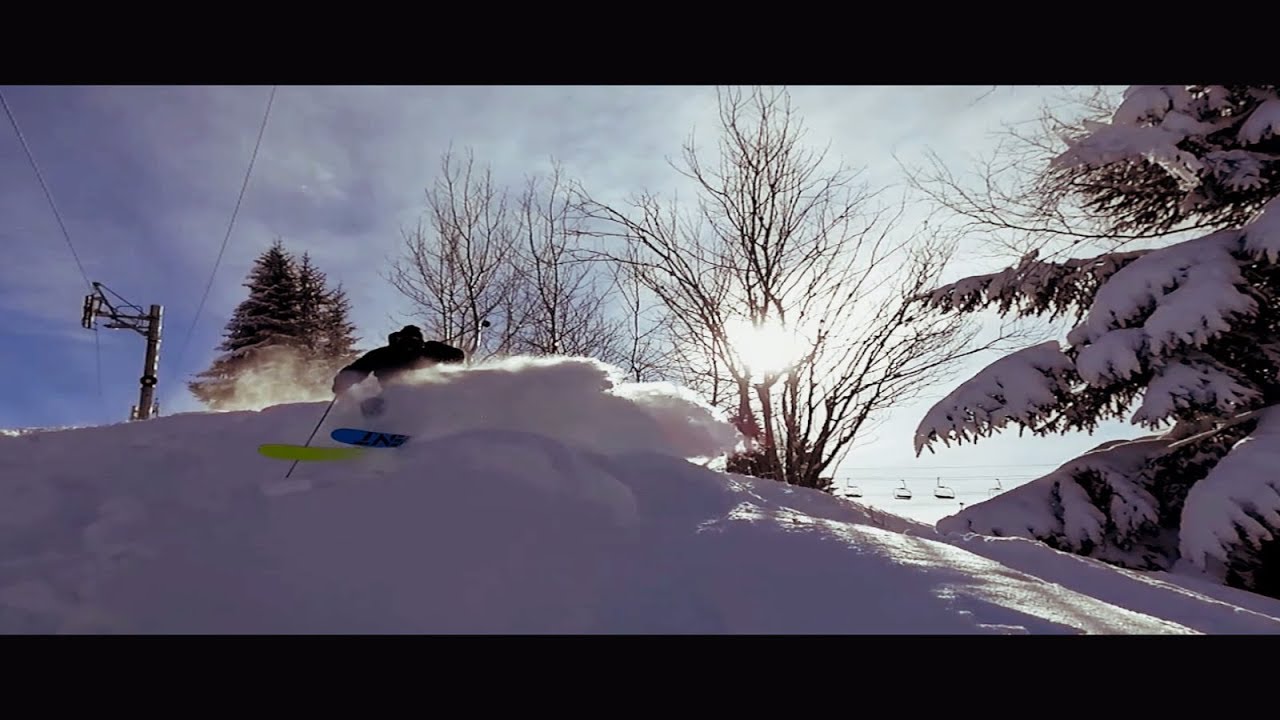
[169,85,277,403]
[0,88,105,411]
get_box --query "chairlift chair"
[987,477,1003,498]
[933,476,956,500]
[832,476,862,499]
[893,479,912,500]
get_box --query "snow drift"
[3,356,1279,633]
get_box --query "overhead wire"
[839,471,1039,476]
[0,87,106,412]
[168,85,277,405]
[833,458,1060,495]
[840,462,1059,470]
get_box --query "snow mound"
[339,355,744,461]
[3,356,1279,633]
[937,436,1165,557]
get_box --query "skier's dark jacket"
[331,325,465,394]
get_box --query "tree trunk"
[755,383,783,482]
[732,379,759,443]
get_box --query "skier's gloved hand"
[423,340,466,364]
[332,370,364,395]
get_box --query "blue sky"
[0,84,1138,486]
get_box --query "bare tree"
[599,250,682,382]
[572,86,1022,490]
[386,148,664,370]
[510,161,624,359]
[385,147,524,359]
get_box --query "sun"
[724,316,806,380]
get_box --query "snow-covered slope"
[3,357,1279,634]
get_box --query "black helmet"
[390,324,423,346]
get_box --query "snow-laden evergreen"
[294,251,359,368]
[188,239,359,409]
[916,85,1280,599]
[222,239,302,355]
[1049,85,1280,233]
[1180,405,1280,592]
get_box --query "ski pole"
[285,395,338,478]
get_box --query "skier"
[331,324,466,415]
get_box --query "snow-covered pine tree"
[294,252,328,352]
[319,283,359,368]
[913,85,1280,599]
[187,239,305,407]
[290,252,360,388]
[298,254,360,360]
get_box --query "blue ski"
[330,427,411,448]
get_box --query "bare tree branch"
[604,251,683,382]
[509,160,628,360]
[386,148,677,376]
[383,147,525,359]
[571,86,1025,490]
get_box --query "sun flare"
[724,316,805,380]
